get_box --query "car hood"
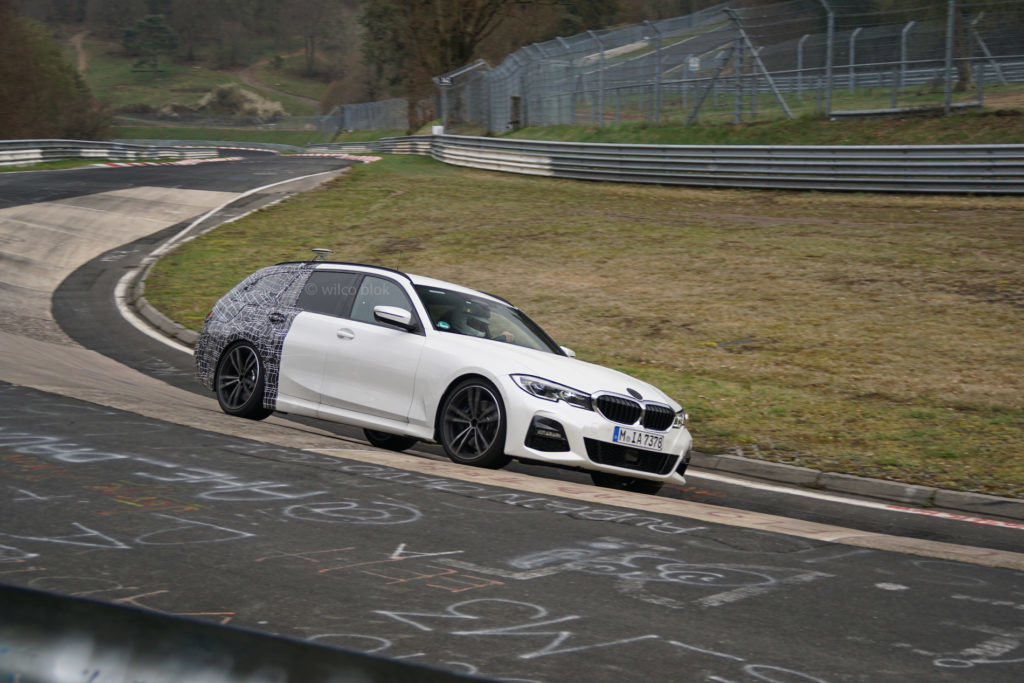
[438,334,681,410]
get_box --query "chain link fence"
[115,1,1024,139]
[434,0,1024,133]
[325,98,410,133]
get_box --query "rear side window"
[227,269,300,307]
[296,270,360,317]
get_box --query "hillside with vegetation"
[5,0,1023,144]
[9,0,680,133]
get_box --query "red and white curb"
[92,156,244,168]
[292,153,382,162]
[94,152,381,166]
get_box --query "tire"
[438,378,510,469]
[215,341,273,420]
[364,429,418,452]
[590,471,664,495]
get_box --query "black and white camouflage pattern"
[194,262,315,410]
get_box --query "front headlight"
[673,408,689,429]
[512,375,592,411]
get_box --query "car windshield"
[414,285,564,355]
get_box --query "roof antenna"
[311,248,332,262]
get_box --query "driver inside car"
[439,301,515,343]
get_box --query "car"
[194,258,692,495]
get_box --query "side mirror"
[560,346,576,358]
[373,305,416,331]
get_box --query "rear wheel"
[590,471,663,495]
[439,378,510,469]
[364,429,418,452]
[215,341,272,420]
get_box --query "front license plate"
[613,426,664,451]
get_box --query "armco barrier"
[114,138,307,153]
[0,139,217,166]
[0,582,474,682]
[310,135,1024,194]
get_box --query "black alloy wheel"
[214,341,272,420]
[590,471,664,495]
[439,378,510,469]
[364,429,418,452]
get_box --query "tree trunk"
[953,6,974,92]
[305,34,316,76]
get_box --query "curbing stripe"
[690,451,1024,521]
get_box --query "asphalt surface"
[2,152,1023,681]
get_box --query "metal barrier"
[0,139,217,166]
[0,582,473,682]
[309,134,1024,194]
[312,137,432,156]
[113,138,307,153]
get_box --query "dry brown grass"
[147,156,1024,497]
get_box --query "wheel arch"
[215,336,278,411]
[431,372,505,443]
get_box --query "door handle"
[268,312,286,324]
[336,328,355,341]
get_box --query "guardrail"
[313,137,432,156]
[310,135,1024,194]
[0,139,218,166]
[113,138,307,153]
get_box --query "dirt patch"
[983,90,1024,110]
[236,49,320,107]
[70,30,89,75]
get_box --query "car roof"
[289,261,510,306]
[407,273,503,302]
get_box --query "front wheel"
[364,429,418,452]
[590,471,663,495]
[439,378,510,469]
[215,341,272,420]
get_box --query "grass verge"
[504,107,1024,146]
[146,155,1024,498]
[0,159,114,172]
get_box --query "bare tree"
[284,0,347,77]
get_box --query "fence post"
[527,42,547,126]
[587,31,605,127]
[752,47,761,118]
[436,77,451,129]
[554,37,572,126]
[817,0,834,116]
[849,27,862,92]
[644,21,663,124]
[900,20,916,95]
[944,0,955,114]
[734,25,743,123]
[976,39,985,105]
[798,34,810,99]
[684,53,692,110]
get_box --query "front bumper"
[502,390,691,485]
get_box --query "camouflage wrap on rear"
[194,262,316,410]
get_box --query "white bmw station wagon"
[195,260,692,495]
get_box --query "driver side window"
[349,275,416,328]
